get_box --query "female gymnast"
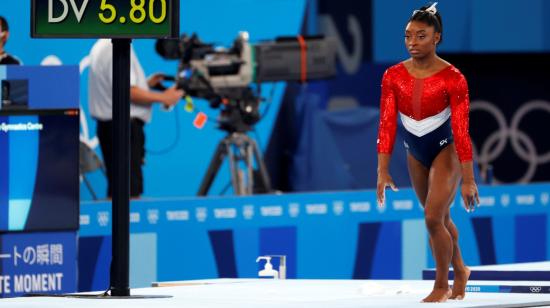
[376,2,480,303]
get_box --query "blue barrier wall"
[79,183,550,290]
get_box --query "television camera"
[155,32,336,195]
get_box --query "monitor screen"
[0,110,79,231]
[1,80,29,110]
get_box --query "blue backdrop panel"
[471,0,546,52]
[353,222,381,279]
[318,0,372,61]
[371,221,402,279]
[317,64,388,108]
[0,232,77,298]
[233,228,260,278]
[491,215,516,264]
[402,219,427,279]
[208,230,238,278]
[373,0,550,62]
[130,233,158,288]
[471,217,497,265]
[297,215,357,279]
[269,80,411,192]
[515,214,547,263]
[77,236,111,292]
[160,227,218,281]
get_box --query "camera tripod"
[197,132,272,196]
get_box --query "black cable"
[259,82,278,120]
[102,287,111,296]
[219,181,232,195]
[146,106,181,155]
[251,82,278,151]
[103,259,114,296]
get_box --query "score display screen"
[31,0,179,38]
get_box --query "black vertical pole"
[110,38,131,297]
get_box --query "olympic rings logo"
[529,286,542,293]
[471,100,550,183]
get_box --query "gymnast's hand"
[377,171,398,207]
[461,180,479,212]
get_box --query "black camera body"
[156,32,336,133]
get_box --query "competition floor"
[2,278,550,308]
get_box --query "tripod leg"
[250,139,272,193]
[245,141,254,195]
[82,174,98,200]
[226,143,243,195]
[197,141,228,196]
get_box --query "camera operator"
[88,39,183,198]
[0,16,21,65]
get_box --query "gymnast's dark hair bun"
[409,3,443,44]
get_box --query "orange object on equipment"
[193,112,208,129]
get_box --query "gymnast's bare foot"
[421,288,452,303]
[450,266,470,300]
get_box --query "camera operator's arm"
[147,73,166,88]
[130,86,183,107]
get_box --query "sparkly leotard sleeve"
[376,69,398,155]
[447,70,473,162]
[376,63,473,163]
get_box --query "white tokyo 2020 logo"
[471,100,550,183]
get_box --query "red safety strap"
[297,35,307,83]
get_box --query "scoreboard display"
[31,0,179,38]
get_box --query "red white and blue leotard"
[377,62,473,167]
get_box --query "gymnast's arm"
[449,72,480,210]
[377,70,399,206]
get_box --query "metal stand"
[198,132,272,196]
[107,39,170,299]
[111,38,131,297]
